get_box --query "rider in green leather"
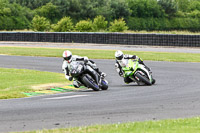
[115,50,155,84]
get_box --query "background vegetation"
[1,0,200,32]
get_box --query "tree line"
[0,0,200,31]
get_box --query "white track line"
[44,95,88,100]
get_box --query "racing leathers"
[62,55,103,88]
[115,54,150,84]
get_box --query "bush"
[170,17,200,31]
[75,20,93,32]
[92,15,108,31]
[109,18,128,32]
[127,17,200,31]
[52,17,74,32]
[188,10,200,18]
[31,15,50,31]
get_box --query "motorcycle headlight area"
[132,63,137,70]
[77,65,83,72]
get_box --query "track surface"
[0,55,200,132]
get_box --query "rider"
[115,50,155,84]
[62,50,106,88]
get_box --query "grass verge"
[16,117,200,133]
[0,46,200,62]
[0,68,68,99]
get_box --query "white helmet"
[115,50,124,60]
[63,50,72,62]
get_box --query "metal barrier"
[0,32,199,47]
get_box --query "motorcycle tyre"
[135,72,151,85]
[100,80,108,90]
[82,75,100,91]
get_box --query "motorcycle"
[122,59,155,85]
[69,61,108,91]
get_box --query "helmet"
[115,50,124,60]
[63,50,72,62]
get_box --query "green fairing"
[122,59,139,77]
[120,58,154,85]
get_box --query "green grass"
[0,46,200,62]
[126,30,200,35]
[15,117,200,133]
[0,68,68,99]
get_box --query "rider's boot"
[73,80,82,88]
[95,68,106,79]
[124,77,133,84]
[100,72,106,79]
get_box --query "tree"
[176,0,190,12]
[52,16,74,32]
[127,0,165,18]
[75,19,93,32]
[158,0,178,17]
[109,0,131,20]
[109,18,128,32]
[35,2,60,23]
[8,0,50,9]
[187,1,200,11]
[31,15,50,31]
[0,0,31,30]
[92,15,108,31]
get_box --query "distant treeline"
[1,0,200,31]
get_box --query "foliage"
[75,19,93,32]
[2,0,200,31]
[63,0,97,22]
[52,17,74,32]
[8,0,50,9]
[127,0,165,18]
[109,18,128,32]
[176,0,190,12]
[35,2,60,23]
[127,17,200,31]
[188,10,200,18]
[92,15,108,31]
[31,15,50,31]
[109,0,131,20]
[187,1,200,11]
[158,0,178,17]
[0,0,31,30]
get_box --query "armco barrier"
[0,32,199,47]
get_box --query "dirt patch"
[31,83,69,91]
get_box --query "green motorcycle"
[122,59,155,85]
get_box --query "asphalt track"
[1,54,200,133]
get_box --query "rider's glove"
[84,56,89,63]
[138,58,143,63]
[69,76,73,81]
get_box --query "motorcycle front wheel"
[100,80,108,90]
[135,72,151,85]
[82,75,100,91]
